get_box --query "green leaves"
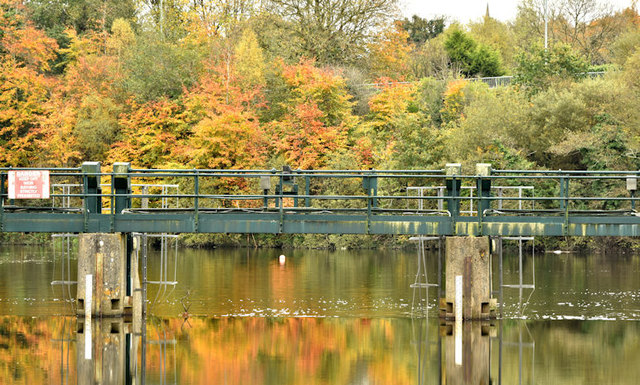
[444,28,504,77]
[514,44,589,95]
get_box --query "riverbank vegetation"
[3,0,640,249]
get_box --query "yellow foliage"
[441,79,469,123]
[106,18,135,57]
[368,22,412,80]
[234,28,266,89]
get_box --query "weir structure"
[2,162,640,319]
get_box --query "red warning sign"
[8,170,50,199]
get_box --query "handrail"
[2,166,639,219]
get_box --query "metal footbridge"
[2,162,640,237]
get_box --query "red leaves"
[270,101,347,169]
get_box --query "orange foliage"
[368,22,412,80]
[0,0,58,71]
[36,97,82,166]
[270,60,353,169]
[441,79,469,123]
[368,78,416,126]
[280,59,353,126]
[109,98,189,168]
[0,0,58,166]
[270,102,347,169]
[183,61,267,171]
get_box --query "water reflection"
[2,246,640,383]
[77,319,139,384]
[1,314,637,384]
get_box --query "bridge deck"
[2,163,640,237]
[3,210,640,236]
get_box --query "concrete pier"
[440,236,496,320]
[77,233,140,317]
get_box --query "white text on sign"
[8,170,50,199]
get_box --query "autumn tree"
[108,98,189,168]
[0,0,58,166]
[364,81,418,165]
[186,0,258,36]
[266,0,399,64]
[268,60,354,169]
[27,0,137,34]
[182,62,267,171]
[26,0,136,73]
[401,15,446,45]
[233,28,266,90]
[368,22,411,80]
[74,94,121,160]
[611,25,640,66]
[120,32,202,101]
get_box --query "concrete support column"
[77,233,128,317]
[440,236,496,320]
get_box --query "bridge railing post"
[82,162,102,232]
[260,174,271,208]
[476,164,492,234]
[560,176,569,234]
[194,170,199,232]
[362,170,378,209]
[628,175,637,210]
[304,175,311,208]
[362,171,377,233]
[112,163,131,215]
[446,164,462,233]
[82,162,102,215]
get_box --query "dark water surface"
[0,243,639,384]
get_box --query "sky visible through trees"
[402,0,634,23]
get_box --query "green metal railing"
[1,162,640,236]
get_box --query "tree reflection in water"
[3,314,640,384]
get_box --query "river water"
[0,241,639,384]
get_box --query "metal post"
[304,176,310,207]
[476,164,492,234]
[82,162,101,232]
[371,171,378,208]
[627,175,637,211]
[194,170,199,232]
[563,177,570,234]
[498,319,503,385]
[559,176,565,210]
[142,186,149,209]
[445,164,462,233]
[141,315,147,382]
[366,180,372,234]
